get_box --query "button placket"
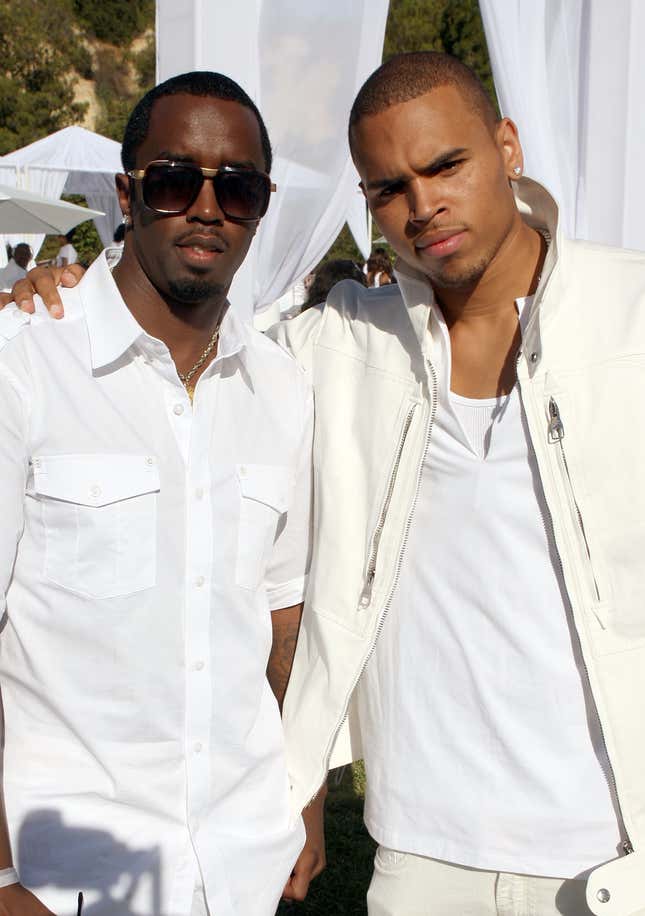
[183,388,215,819]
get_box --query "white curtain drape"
[347,177,371,262]
[479,0,645,250]
[156,0,388,318]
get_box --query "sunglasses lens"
[216,170,271,220]
[143,165,202,212]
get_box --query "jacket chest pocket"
[31,454,160,599]
[235,464,293,590]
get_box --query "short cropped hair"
[349,51,497,146]
[121,71,272,173]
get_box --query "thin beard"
[431,256,489,290]
[167,277,225,305]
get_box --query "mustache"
[174,229,228,251]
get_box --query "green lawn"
[276,764,376,916]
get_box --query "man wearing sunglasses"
[0,71,323,916]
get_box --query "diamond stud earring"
[513,166,522,176]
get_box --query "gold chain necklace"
[178,326,220,400]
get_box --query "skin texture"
[353,85,546,397]
[267,605,327,901]
[0,93,324,911]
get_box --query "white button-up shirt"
[0,253,313,916]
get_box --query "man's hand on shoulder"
[282,783,327,902]
[0,883,56,915]
[0,264,85,318]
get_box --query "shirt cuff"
[266,575,308,611]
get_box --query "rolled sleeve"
[264,380,314,611]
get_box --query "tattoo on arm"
[267,604,303,712]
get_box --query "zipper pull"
[359,569,375,609]
[622,839,634,855]
[548,397,565,442]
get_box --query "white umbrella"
[0,184,103,235]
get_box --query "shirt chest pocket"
[31,454,160,599]
[235,464,293,591]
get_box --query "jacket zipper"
[309,360,439,803]
[548,398,600,601]
[359,402,418,608]
[544,396,633,855]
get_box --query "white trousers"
[367,847,597,916]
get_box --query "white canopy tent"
[0,126,123,266]
[156,0,388,320]
[479,0,645,251]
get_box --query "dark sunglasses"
[127,160,276,221]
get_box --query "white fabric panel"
[0,126,123,256]
[347,178,371,261]
[156,0,388,317]
[480,0,645,251]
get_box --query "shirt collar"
[79,251,146,371]
[393,176,563,354]
[79,250,249,373]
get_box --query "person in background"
[0,244,32,290]
[302,258,366,311]
[56,229,78,267]
[365,250,394,287]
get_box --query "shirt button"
[195,576,205,588]
[195,487,204,500]
[173,403,184,416]
[239,465,247,477]
[146,456,155,466]
[90,484,101,498]
[194,742,203,754]
[194,660,205,671]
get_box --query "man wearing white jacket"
[277,53,645,916]
[5,52,645,916]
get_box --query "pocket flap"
[236,464,293,513]
[31,454,160,507]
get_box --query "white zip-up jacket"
[275,178,645,916]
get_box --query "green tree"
[383,0,446,58]
[72,0,154,46]
[383,0,494,105]
[37,196,103,265]
[0,0,88,155]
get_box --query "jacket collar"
[78,250,249,374]
[393,176,564,371]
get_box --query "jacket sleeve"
[265,305,324,376]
